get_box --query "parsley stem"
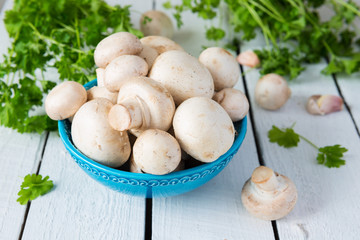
[298,135,319,150]
[333,0,360,18]
[27,23,85,54]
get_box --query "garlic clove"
[306,95,343,115]
[236,50,260,68]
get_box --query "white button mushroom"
[306,94,343,115]
[133,129,181,175]
[140,10,174,39]
[104,55,148,92]
[213,88,249,121]
[255,73,291,110]
[108,76,175,136]
[241,166,297,220]
[173,97,235,163]
[140,36,184,55]
[94,32,143,68]
[199,47,240,91]
[45,81,87,120]
[236,50,260,68]
[150,50,214,105]
[138,45,159,70]
[86,86,118,104]
[71,98,131,168]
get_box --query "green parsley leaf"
[268,125,300,148]
[317,145,347,168]
[17,174,54,205]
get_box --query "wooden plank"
[241,41,360,239]
[335,73,360,134]
[0,127,45,240]
[0,1,47,239]
[151,1,275,239]
[20,0,152,239]
[21,132,146,240]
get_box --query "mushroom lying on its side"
[133,129,181,175]
[108,76,175,136]
[45,81,87,120]
[173,97,234,162]
[241,166,297,220]
[71,98,131,168]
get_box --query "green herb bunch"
[165,0,360,79]
[0,0,142,133]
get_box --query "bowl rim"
[58,79,247,181]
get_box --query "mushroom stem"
[251,166,279,191]
[109,97,150,131]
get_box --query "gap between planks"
[330,73,360,138]
[18,132,50,240]
[237,46,280,240]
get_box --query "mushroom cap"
[140,36,184,55]
[45,81,87,120]
[213,88,249,121]
[236,50,260,68]
[94,32,143,68]
[150,50,214,105]
[104,55,148,92]
[117,76,175,132]
[241,166,298,220]
[140,10,174,39]
[71,98,131,168]
[87,86,118,104]
[255,73,291,110]
[199,47,240,91]
[138,45,159,70]
[133,129,181,175]
[173,97,235,162]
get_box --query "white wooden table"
[1,0,360,239]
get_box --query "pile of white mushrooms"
[45,10,299,220]
[45,31,249,174]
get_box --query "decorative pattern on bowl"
[58,79,247,198]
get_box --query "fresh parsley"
[165,0,360,79]
[268,125,347,168]
[17,174,54,205]
[0,0,142,133]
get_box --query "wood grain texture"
[0,128,46,240]
[151,2,274,239]
[241,38,360,239]
[21,133,146,240]
[0,1,47,240]
[335,73,360,134]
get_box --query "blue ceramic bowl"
[58,79,247,198]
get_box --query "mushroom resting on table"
[241,166,297,220]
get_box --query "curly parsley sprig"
[165,0,360,79]
[17,174,54,205]
[0,0,142,134]
[268,124,347,168]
